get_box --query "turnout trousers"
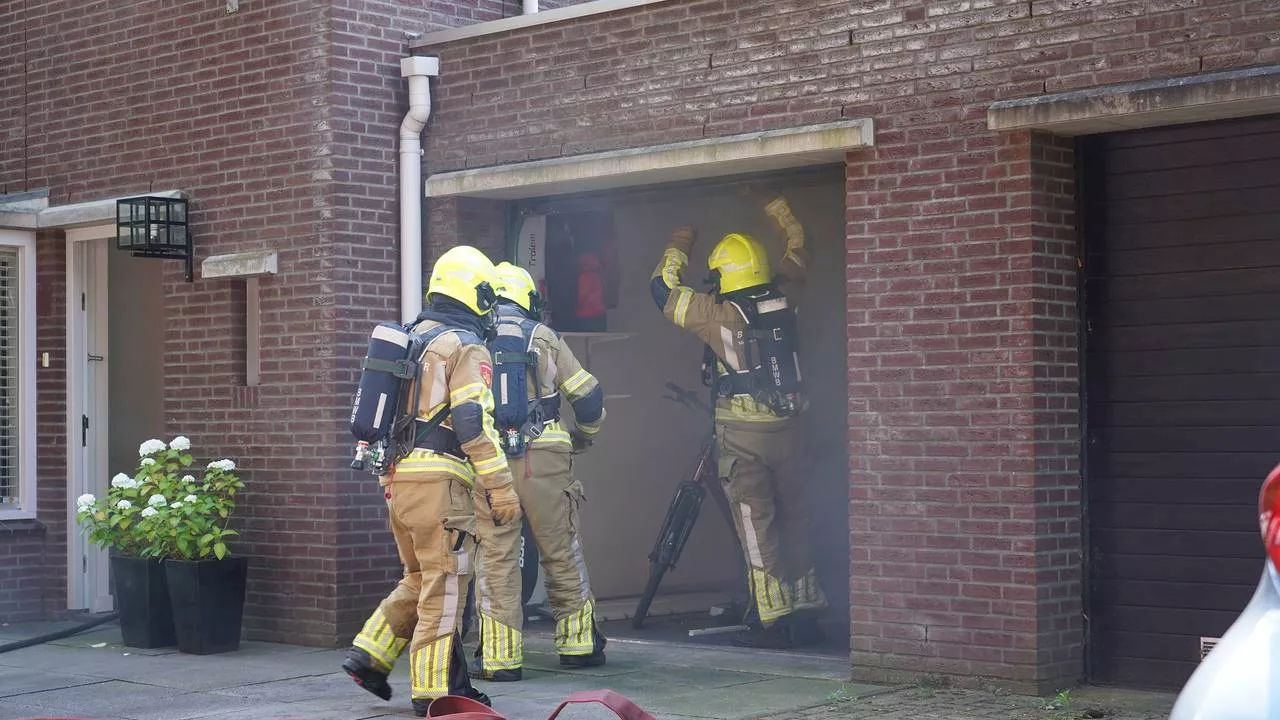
[471,445,599,672]
[717,421,828,626]
[351,472,478,702]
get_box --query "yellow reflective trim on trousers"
[673,287,693,328]
[352,609,407,672]
[561,368,592,396]
[480,614,523,671]
[450,383,486,403]
[749,568,794,624]
[410,637,452,700]
[793,569,828,610]
[556,598,596,655]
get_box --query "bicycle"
[631,382,747,630]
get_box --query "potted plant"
[75,436,249,655]
[75,437,185,649]
[146,443,248,655]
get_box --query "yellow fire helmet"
[426,245,498,315]
[708,232,771,294]
[494,261,542,315]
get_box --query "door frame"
[65,224,112,612]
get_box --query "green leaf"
[214,542,227,560]
[199,533,214,547]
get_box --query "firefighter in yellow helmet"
[343,245,521,717]
[467,261,608,681]
[650,193,828,649]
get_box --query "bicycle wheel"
[631,560,669,630]
[632,482,705,629]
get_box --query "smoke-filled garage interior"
[483,165,852,656]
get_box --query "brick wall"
[412,0,1279,689]
[0,1,23,193]
[431,0,594,28]
[5,0,342,642]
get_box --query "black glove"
[571,433,592,454]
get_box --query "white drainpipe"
[523,0,538,13]
[399,55,440,324]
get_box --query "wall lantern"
[115,196,193,282]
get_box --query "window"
[0,230,35,519]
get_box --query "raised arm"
[764,195,808,296]
[649,225,719,335]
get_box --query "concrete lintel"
[988,65,1280,136]
[409,0,673,47]
[201,250,279,279]
[425,118,874,200]
[30,189,188,230]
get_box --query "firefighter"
[342,245,522,717]
[649,193,828,649]
[468,261,608,681]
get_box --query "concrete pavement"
[0,619,869,720]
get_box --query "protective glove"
[669,225,696,256]
[571,433,593,454]
[486,482,522,526]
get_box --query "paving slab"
[0,619,856,720]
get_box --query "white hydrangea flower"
[148,494,167,507]
[182,475,196,483]
[115,499,132,510]
[140,458,156,467]
[138,439,166,457]
[207,459,236,472]
[141,507,157,518]
[169,502,184,510]
[111,474,137,489]
[76,493,96,509]
[184,494,198,504]
[169,436,191,451]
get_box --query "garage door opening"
[1081,113,1280,689]
[492,165,851,657]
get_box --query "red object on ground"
[427,690,656,720]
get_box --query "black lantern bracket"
[115,195,194,282]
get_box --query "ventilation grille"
[1200,637,1220,661]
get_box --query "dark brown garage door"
[1084,114,1280,689]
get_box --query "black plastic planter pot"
[164,556,248,655]
[110,555,177,649]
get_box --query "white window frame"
[0,229,37,520]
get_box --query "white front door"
[66,228,112,612]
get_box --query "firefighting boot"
[787,610,825,648]
[560,626,608,668]
[411,632,492,717]
[731,619,794,650]
[468,646,523,682]
[341,647,393,701]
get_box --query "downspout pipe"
[523,0,538,13]
[399,55,440,324]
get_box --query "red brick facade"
[3,0,1278,692]
[411,0,1279,691]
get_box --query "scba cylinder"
[350,322,415,443]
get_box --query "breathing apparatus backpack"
[349,320,461,474]
[702,287,804,418]
[490,316,558,458]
